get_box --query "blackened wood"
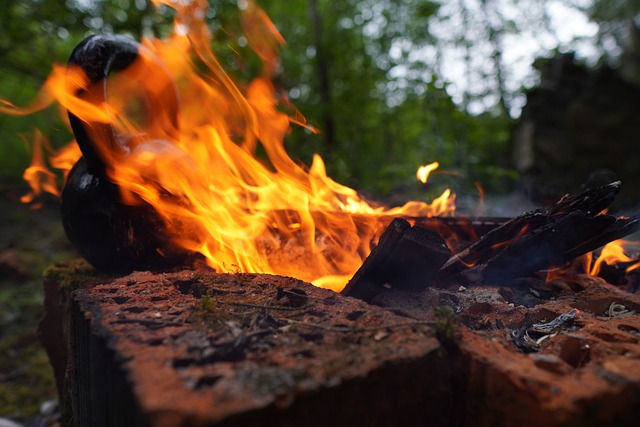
[547,181,620,216]
[473,212,614,285]
[436,181,640,286]
[564,214,640,260]
[437,211,549,280]
[342,218,450,301]
[341,218,409,301]
[439,182,620,278]
[412,216,509,253]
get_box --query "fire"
[2,0,454,291]
[417,162,439,184]
[545,253,592,283]
[19,131,60,207]
[544,239,640,283]
[590,240,640,276]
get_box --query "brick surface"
[42,262,640,427]
[53,265,449,426]
[374,280,640,427]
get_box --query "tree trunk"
[307,0,336,153]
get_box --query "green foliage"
[0,0,171,184]
[585,0,640,83]
[1,0,629,196]
[262,0,517,197]
[200,291,217,311]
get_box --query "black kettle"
[61,34,190,273]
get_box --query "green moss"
[200,292,218,311]
[433,305,458,343]
[0,346,56,417]
[42,258,104,290]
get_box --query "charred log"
[345,182,640,300]
[437,181,640,286]
[411,216,509,253]
[341,218,450,302]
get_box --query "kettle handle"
[67,34,179,175]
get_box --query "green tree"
[0,0,176,181]
[5,0,634,196]
[583,0,640,82]
[262,0,515,195]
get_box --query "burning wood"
[438,181,640,286]
[344,181,640,301]
[341,218,451,301]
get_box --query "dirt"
[0,184,74,423]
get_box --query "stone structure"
[41,261,640,426]
[513,53,640,209]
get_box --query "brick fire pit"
[41,260,640,427]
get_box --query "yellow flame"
[416,161,439,184]
[590,240,637,276]
[3,0,455,291]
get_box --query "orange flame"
[20,130,60,207]
[590,240,640,276]
[2,0,454,291]
[545,253,592,282]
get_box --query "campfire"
[3,1,640,426]
[6,0,455,292]
[5,0,639,295]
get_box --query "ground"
[0,182,74,423]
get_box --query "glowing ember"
[1,0,454,291]
[416,162,439,184]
